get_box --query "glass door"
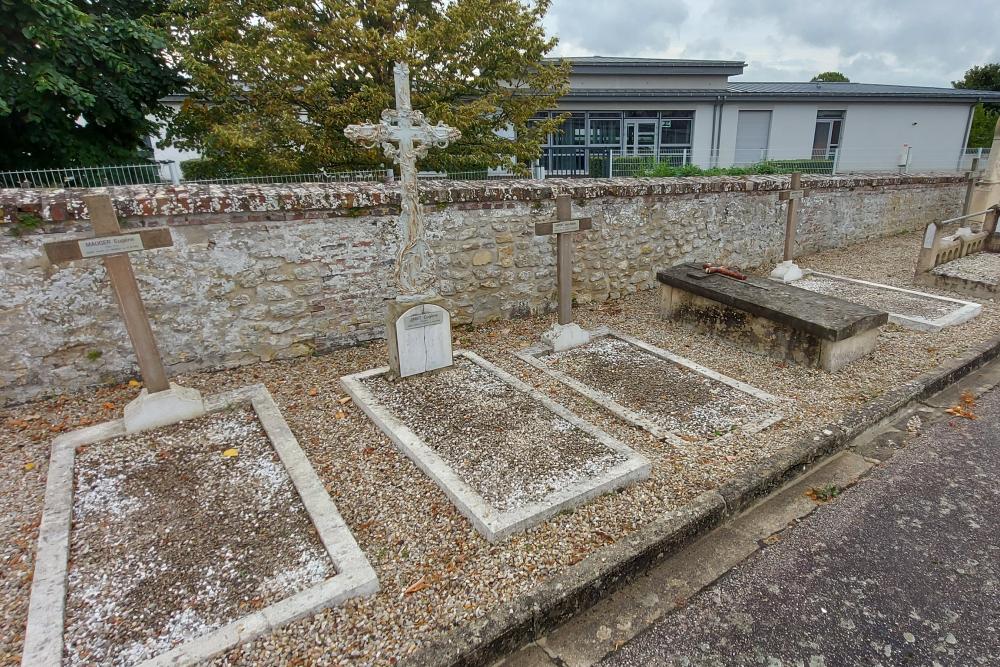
[625,120,658,155]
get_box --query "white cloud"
[543,0,1000,87]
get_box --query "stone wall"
[0,174,965,404]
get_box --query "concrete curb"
[404,333,1000,667]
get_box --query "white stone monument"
[345,62,461,378]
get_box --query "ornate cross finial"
[344,63,461,296]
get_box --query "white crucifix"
[770,172,813,283]
[43,195,204,432]
[344,62,461,378]
[535,194,594,352]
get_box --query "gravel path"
[931,252,1000,285]
[64,407,335,666]
[3,229,1000,665]
[542,336,777,440]
[361,357,628,513]
[794,274,959,319]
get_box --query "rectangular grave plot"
[22,385,377,667]
[792,271,981,332]
[925,252,1000,298]
[518,328,783,445]
[341,351,650,542]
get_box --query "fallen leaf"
[307,387,319,397]
[24,462,35,471]
[358,519,376,530]
[221,448,239,458]
[362,446,376,456]
[337,396,352,405]
[403,577,430,595]
[102,402,115,410]
[960,390,975,406]
[128,379,142,388]
[945,405,976,420]
[335,410,347,419]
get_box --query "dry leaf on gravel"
[403,577,429,596]
[221,448,239,458]
[307,387,319,396]
[337,396,351,405]
[945,405,976,420]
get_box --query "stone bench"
[657,264,888,372]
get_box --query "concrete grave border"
[516,327,784,445]
[340,350,651,543]
[791,270,982,332]
[21,384,378,667]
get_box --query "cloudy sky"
[543,0,1000,88]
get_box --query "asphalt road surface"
[602,385,1000,667]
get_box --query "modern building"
[531,57,1000,176]
[150,57,1000,178]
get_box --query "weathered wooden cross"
[344,62,461,297]
[770,172,813,282]
[778,172,812,262]
[535,194,592,326]
[44,195,172,392]
[43,195,204,431]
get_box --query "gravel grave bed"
[794,274,959,320]
[541,336,777,440]
[360,356,629,514]
[930,252,1000,285]
[63,406,335,667]
[5,228,1000,665]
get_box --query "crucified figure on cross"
[345,62,461,296]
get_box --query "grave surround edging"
[21,384,379,667]
[402,332,1000,667]
[340,350,651,542]
[516,326,785,445]
[792,270,982,332]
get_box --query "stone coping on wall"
[0,173,967,228]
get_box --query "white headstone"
[394,304,453,377]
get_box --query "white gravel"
[3,228,1000,665]
[794,274,960,319]
[931,252,1000,285]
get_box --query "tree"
[810,72,849,83]
[953,63,1000,148]
[165,0,569,176]
[0,0,183,169]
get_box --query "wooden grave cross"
[534,194,592,325]
[43,195,173,393]
[777,172,813,262]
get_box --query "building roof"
[562,81,1000,104]
[547,56,746,77]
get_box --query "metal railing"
[184,168,391,185]
[0,163,165,188]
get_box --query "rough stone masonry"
[0,174,965,404]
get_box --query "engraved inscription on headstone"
[404,311,444,330]
[392,304,452,378]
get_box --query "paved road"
[602,386,1000,667]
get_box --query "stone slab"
[340,350,651,542]
[657,263,888,342]
[21,384,377,667]
[789,270,981,332]
[517,327,784,446]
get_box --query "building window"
[813,110,844,160]
[588,113,622,146]
[553,113,586,145]
[659,111,694,149]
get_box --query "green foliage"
[953,63,1000,93]
[165,0,569,176]
[810,71,850,83]
[86,349,103,361]
[0,0,183,168]
[967,104,998,148]
[5,210,44,237]
[634,159,834,177]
